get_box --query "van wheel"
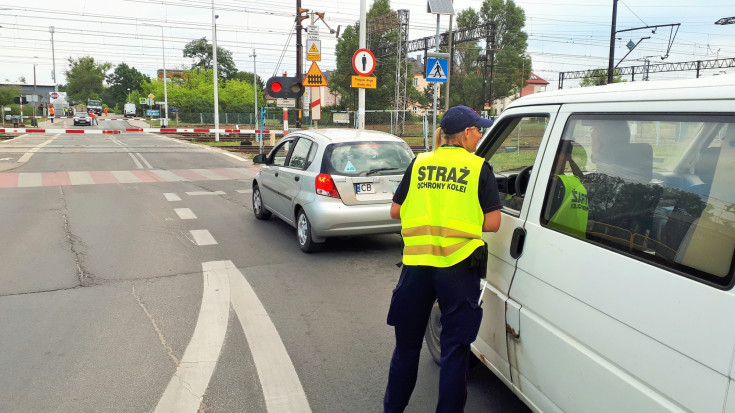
[252,184,271,220]
[297,209,321,253]
[424,300,480,367]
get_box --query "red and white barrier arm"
[1,128,276,134]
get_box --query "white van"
[425,75,735,412]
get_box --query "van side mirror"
[252,153,267,164]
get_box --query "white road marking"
[228,262,312,412]
[174,208,197,220]
[135,152,153,169]
[68,171,95,185]
[17,135,57,163]
[236,189,253,194]
[190,230,217,246]
[153,262,231,413]
[151,169,188,182]
[164,193,181,202]
[186,191,226,196]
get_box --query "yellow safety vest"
[547,174,588,238]
[401,147,485,267]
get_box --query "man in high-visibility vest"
[545,140,588,238]
[384,106,502,413]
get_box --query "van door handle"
[510,227,526,259]
[294,176,300,181]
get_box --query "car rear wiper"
[365,167,404,176]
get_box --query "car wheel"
[424,300,480,367]
[296,209,320,253]
[252,184,271,220]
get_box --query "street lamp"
[127,88,131,102]
[212,3,220,141]
[715,17,735,25]
[160,26,168,127]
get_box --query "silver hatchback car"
[251,129,414,252]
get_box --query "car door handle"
[275,171,279,177]
[294,176,300,182]
[510,227,526,259]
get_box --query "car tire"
[424,300,480,367]
[252,184,271,220]
[296,209,321,253]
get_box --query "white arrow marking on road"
[154,261,230,413]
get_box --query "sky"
[0,0,733,90]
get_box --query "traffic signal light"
[266,76,305,99]
[13,96,28,105]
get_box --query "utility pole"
[607,0,619,84]
[445,14,453,110]
[296,0,306,129]
[212,3,220,141]
[358,0,366,129]
[250,49,258,130]
[50,26,57,92]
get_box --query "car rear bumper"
[303,198,401,238]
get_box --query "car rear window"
[323,141,414,176]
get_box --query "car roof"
[291,128,406,144]
[507,74,735,109]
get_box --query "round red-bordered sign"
[352,49,376,76]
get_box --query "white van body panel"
[469,76,735,412]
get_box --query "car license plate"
[355,183,374,194]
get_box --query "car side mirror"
[252,153,267,164]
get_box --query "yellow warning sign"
[351,75,376,89]
[306,39,321,62]
[304,62,328,87]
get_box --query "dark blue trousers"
[384,259,483,413]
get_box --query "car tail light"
[315,173,340,198]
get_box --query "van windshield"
[324,141,414,176]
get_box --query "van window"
[541,115,735,287]
[482,116,549,211]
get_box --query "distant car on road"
[251,129,414,252]
[73,112,91,126]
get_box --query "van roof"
[507,74,735,109]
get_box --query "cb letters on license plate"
[357,183,372,193]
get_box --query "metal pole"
[50,26,57,92]
[358,0,366,130]
[445,14,453,110]
[607,0,618,84]
[250,49,258,130]
[212,4,220,141]
[432,14,440,147]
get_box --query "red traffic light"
[266,76,305,99]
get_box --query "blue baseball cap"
[440,106,494,134]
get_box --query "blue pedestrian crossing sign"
[426,54,449,83]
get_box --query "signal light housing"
[265,76,306,99]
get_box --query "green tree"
[105,63,150,109]
[479,0,531,106]
[64,56,112,104]
[183,38,237,80]
[331,0,426,111]
[0,85,21,106]
[580,69,625,87]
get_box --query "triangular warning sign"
[427,60,446,79]
[304,62,328,87]
[309,43,319,53]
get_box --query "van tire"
[425,300,481,367]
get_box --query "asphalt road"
[0,118,530,412]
